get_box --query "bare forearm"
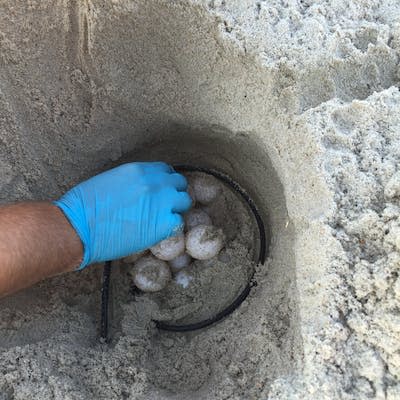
[0,202,83,297]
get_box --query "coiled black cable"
[100,165,266,339]
[100,260,112,341]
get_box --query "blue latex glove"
[54,162,192,269]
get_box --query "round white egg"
[131,256,171,292]
[191,175,221,205]
[185,224,225,260]
[169,253,192,272]
[184,208,212,231]
[175,270,193,289]
[150,234,185,261]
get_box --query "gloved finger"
[144,172,187,191]
[166,173,188,191]
[136,161,174,174]
[167,212,185,237]
[171,190,192,213]
[154,212,184,243]
[136,171,180,190]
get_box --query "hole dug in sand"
[107,126,299,397]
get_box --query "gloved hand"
[54,162,191,269]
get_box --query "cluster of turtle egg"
[123,174,226,292]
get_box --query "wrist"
[51,203,84,271]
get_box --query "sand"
[0,0,400,399]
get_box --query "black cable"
[155,165,266,331]
[173,165,266,264]
[100,261,112,341]
[100,165,267,338]
[155,281,256,332]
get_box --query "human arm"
[0,162,191,298]
[0,202,83,297]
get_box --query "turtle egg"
[191,175,221,205]
[131,256,171,292]
[175,270,193,289]
[150,234,185,261]
[122,250,147,264]
[169,253,192,272]
[186,224,225,260]
[184,208,212,231]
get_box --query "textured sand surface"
[1,1,400,399]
